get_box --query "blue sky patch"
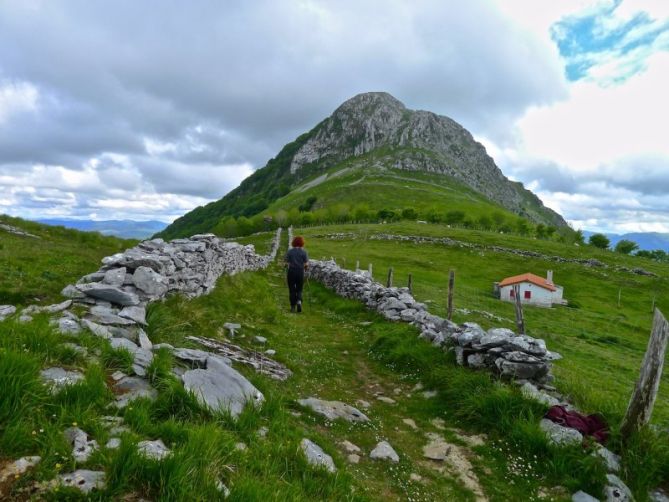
[551,1,669,81]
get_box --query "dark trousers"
[287,268,304,306]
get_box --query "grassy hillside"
[0,215,136,305]
[1,229,667,500]
[293,222,669,428]
[263,156,523,223]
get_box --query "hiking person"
[285,236,309,313]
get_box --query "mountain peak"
[335,91,406,113]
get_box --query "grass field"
[1,218,667,500]
[296,222,669,429]
[0,215,134,306]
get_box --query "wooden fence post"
[356,260,360,272]
[513,284,525,335]
[386,267,394,288]
[447,270,455,321]
[368,263,373,277]
[621,308,669,442]
[407,273,413,294]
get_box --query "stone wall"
[308,259,560,387]
[48,228,283,373]
[313,232,656,277]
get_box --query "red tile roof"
[498,272,557,292]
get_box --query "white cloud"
[0,80,38,123]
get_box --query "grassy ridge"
[0,215,134,305]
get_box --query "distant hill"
[583,230,669,251]
[36,218,167,239]
[158,92,566,239]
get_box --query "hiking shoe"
[290,305,295,313]
[297,302,302,313]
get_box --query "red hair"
[292,236,305,248]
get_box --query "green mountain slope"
[159,92,566,240]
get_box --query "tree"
[401,208,418,220]
[546,226,557,239]
[535,223,547,239]
[573,229,585,245]
[491,211,506,229]
[353,204,371,222]
[588,233,610,249]
[515,218,530,236]
[477,215,493,231]
[445,210,465,225]
[377,209,397,221]
[426,208,443,223]
[298,196,317,212]
[614,239,639,255]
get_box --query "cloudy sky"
[0,0,667,232]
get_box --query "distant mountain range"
[36,219,167,239]
[582,230,669,251]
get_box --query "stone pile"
[308,259,558,386]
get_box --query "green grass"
[0,214,135,305]
[2,220,668,500]
[297,222,669,429]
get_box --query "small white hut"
[495,271,566,307]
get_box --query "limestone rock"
[594,444,622,473]
[118,305,147,325]
[133,266,168,296]
[0,456,41,484]
[423,433,451,461]
[300,438,336,473]
[370,441,399,463]
[114,376,157,408]
[54,317,81,335]
[540,419,583,446]
[182,359,264,417]
[57,469,105,493]
[0,305,16,321]
[572,491,600,502]
[81,318,112,339]
[103,267,127,287]
[340,440,361,453]
[521,382,560,407]
[40,367,85,391]
[105,438,121,449]
[137,439,171,460]
[298,398,369,422]
[64,427,99,463]
[137,329,153,350]
[77,283,139,306]
[604,474,633,502]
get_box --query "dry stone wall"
[308,259,560,387]
[314,232,656,277]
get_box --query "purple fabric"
[545,405,609,444]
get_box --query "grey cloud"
[0,0,568,220]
